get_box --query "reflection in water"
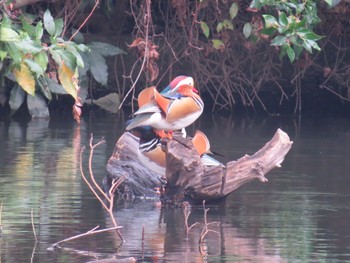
[0,111,350,262]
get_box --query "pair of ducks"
[126,76,222,175]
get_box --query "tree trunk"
[105,129,293,206]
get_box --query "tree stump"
[105,129,293,205]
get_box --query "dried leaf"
[13,62,36,96]
[58,62,78,99]
[129,38,160,82]
[147,61,159,82]
[73,101,82,123]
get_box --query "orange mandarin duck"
[126,76,204,137]
[131,127,223,175]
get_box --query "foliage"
[200,2,238,50]
[199,0,335,63]
[0,6,125,119]
[249,0,327,62]
[0,9,86,117]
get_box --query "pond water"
[0,109,350,263]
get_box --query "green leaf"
[9,84,26,112]
[262,15,278,29]
[216,22,224,33]
[212,39,225,49]
[243,23,252,39]
[49,49,61,65]
[278,12,289,27]
[14,34,43,53]
[20,16,36,38]
[54,18,64,37]
[271,35,287,46]
[27,92,49,118]
[51,48,77,71]
[223,19,234,30]
[325,0,341,7]
[260,27,276,36]
[293,17,307,30]
[44,10,56,36]
[200,21,210,38]
[24,59,44,76]
[89,42,126,57]
[0,50,7,60]
[249,0,263,9]
[89,50,108,85]
[286,45,295,62]
[64,44,84,68]
[5,43,21,64]
[75,43,89,53]
[229,3,238,20]
[34,52,48,73]
[303,31,324,41]
[0,27,20,42]
[302,39,313,53]
[35,22,44,40]
[304,39,320,51]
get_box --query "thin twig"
[51,225,122,248]
[69,0,100,41]
[31,208,37,242]
[119,0,152,110]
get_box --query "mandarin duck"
[126,76,204,136]
[131,127,222,175]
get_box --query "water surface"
[0,110,350,262]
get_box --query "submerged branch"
[51,225,123,249]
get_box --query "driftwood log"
[105,129,293,205]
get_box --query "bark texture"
[163,128,292,205]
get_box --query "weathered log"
[162,128,293,205]
[105,129,292,205]
[104,132,165,199]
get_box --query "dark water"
[0,110,350,263]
